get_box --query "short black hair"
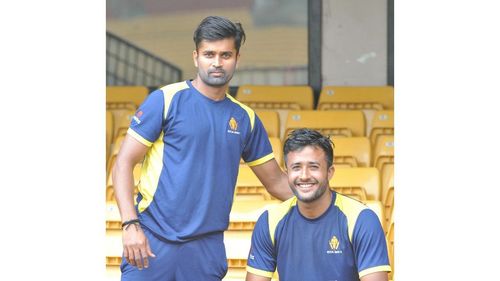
[283,128,335,168]
[193,16,246,53]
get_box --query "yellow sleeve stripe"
[267,197,297,245]
[359,265,392,278]
[333,193,367,243]
[159,81,189,120]
[246,266,274,278]
[127,128,153,147]
[246,153,275,167]
[226,94,255,130]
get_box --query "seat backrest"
[330,167,381,201]
[256,110,280,138]
[235,165,273,200]
[229,199,281,230]
[106,86,149,108]
[373,135,394,169]
[236,85,314,110]
[106,110,114,160]
[331,137,371,167]
[318,86,394,110]
[363,200,385,230]
[370,110,394,146]
[285,110,365,140]
[269,137,283,168]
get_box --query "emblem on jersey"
[227,117,240,135]
[132,110,143,124]
[327,235,343,254]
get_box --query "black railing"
[106,31,182,86]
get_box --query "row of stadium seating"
[105,85,395,281]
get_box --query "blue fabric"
[129,80,273,242]
[247,191,390,281]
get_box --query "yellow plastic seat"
[317,86,394,135]
[110,108,136,144]
[318,86,394,111]
[229,199,281,231]
[370,110,394,148]
[255,110,280,138]
[236,85,314,110]
[235,165,273,200]
[106,110,114,162]
[373,135,394,199]
[106,86,149,108]
[285,110,365,140]
[331,137,371,168]
[383,171,394,231]
[106,163,142,202]
[269,137,283,168]
[363,200,385,231]
[330,167,381,201]
[386,216,394,280]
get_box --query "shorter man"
[246,128,391,281]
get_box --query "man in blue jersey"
[246,129,391,281]
[113,16,293,281]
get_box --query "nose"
[212,56,222,68]
[299,168,310,180]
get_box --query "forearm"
[265,172,293,201]
[112,160,139,221]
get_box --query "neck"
[191,77,228,101]
[297,189,332,219]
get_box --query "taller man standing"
[113,16,292,281]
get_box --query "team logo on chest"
[227,117,240,135]
[327,235,343,254]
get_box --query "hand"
[122,224,156,269]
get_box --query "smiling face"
[192,38,239,88]
[286,145,334,203]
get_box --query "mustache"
[208,69,225,74]
[294,179,319,185]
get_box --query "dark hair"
[193,16,246,53]
[283,128,335,168]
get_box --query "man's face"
[193,38,239,87]
[286,146,334,203]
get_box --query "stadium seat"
[330,167,381,201]
[363,200,385,231]
[269,137,283,168]
[383,171,394,231]
[107,134,126,178]
[106,86,149,108]
[331,137,371,168]
[373,135,394,199]
[317,86,393,136]
[106,163,142,202]
[237,85,314,140]
[317,86,394,111]
[236,85,314,110]
[235,165,274,200]
[229,199,281,230]
[106,110,114,162]
[255,110,280,138]
[387,216,394,280]
[284,110,365,140]
[369,110,394,148]
[110,108,136,144]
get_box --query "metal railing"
[106,31,182,86]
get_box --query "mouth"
[295,182,317,192]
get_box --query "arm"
[250,159,293,201]
[361,271,388,281]
[246,272,271,281]
[112,134,155,269]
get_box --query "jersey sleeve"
[127,89,165,147]
[352,208,392,278]
[246,211,276,278]
[242,114,274,166]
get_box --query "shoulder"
[265,197,297,245]
[158,81,190,96]
[225,94,257,129]
[333,193,370,242]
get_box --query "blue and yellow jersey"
[128,80,274,242]
[246,191,391,281]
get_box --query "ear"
[192,50,198,67]
[327,165,335,181]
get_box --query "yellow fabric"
[246,266,275,278]
[333,193,368,243]
[359,265,392,278]
[267,197,297,245]
[226,94,255,131]
[246,153,275,167]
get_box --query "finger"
[141,248,149,269]
[133,248,143,269]
[123,247,130,264]
[146,238,156,258]
[128,247,137,266]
